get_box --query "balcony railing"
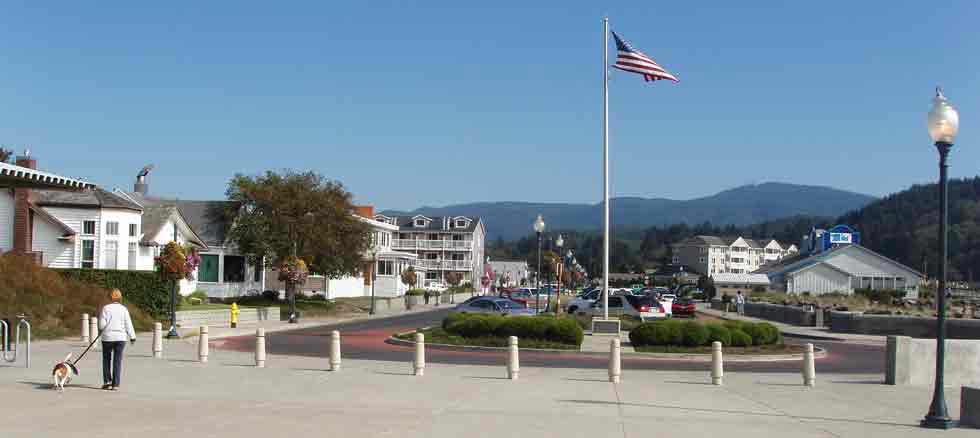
[414,259,474,270]
[392,239,473,251]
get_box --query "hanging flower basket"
[278,256,309,285]
[155,241,201,282]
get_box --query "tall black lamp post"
[921,87,959,430]
[369,248,378,315]
[533,214,546,313]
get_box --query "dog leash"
[72,315,111,366]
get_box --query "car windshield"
[496,300,522,309]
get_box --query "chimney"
[12,150,40,262]
[134,164,153,195]
[354,205,374,219]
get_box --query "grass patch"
[234,296,339,317]
[396,328,580,350]
[177,303,235,311]
[634,343,804,355]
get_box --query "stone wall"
[885,335,980,386]
[830,312,980,339]
[175,307,279,328]
[709,300,817,326]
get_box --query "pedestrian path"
[697,305,887,345]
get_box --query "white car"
[425,282,447,292]
[565,289,601,314]
[580,294,669,321]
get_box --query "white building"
[672,235,797,276]
[379,214,486,288]
[487,259,530,288]
[759,244,922,297]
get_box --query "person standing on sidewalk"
[99,288,136,391]
[735,290,746,316]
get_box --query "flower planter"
[406,295,422,309]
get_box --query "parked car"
[672,297,697,318]
[499,289,534,307]
[452,297,536,316]
[580,294,669,321]
[565,289,602,314]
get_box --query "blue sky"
[1,1,977,210]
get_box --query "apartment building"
[377,214,486,287]
[672,235,797,276]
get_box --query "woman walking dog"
[99,289,136,390]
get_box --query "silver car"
[452,297,537,316]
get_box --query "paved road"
[216,309,885,374]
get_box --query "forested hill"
[837,176,980,280]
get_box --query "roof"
[652,264,697,276]
[742,238,762,249]
[29,203,76,237]
[677,235,729,246]
[753,253,808,274]
[0,161,95,190]
[761,244,923,279]
[33,188,142,211]
[711,273,770,285]
[123,192,220,247]
[387,215,483,233]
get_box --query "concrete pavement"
[2,322,976,437]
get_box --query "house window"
[199,254,219,283]
[104,241,118,269]
[106,222,119,236]
[128,242,138,270]
[253,260,262,282]
[83,221,96,235]
[129,224,139,237]
[377,260,394,276]
[415,219,426,227]
[425,272,439,280]
[455,219,466,227]
[698,257,706,263]
[223,255,246,283]
[81,240,95,268]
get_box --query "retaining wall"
[830,312,980,339]
[175,307,279,327]
[709,300,817,326]
[885,335,980,386]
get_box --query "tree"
[445,271,462,288]
[0,148,11,163]
[224,170,372,295]
[400,267,418,289]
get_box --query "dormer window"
[415,219,426,227]
[455,220,466,227]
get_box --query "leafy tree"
[400,267,418,288]
[224,170,372,280]
[445,271,462,288]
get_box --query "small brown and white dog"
[51,353,79,391]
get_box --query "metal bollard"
[802,343,815,387]
[255,328,266,368]
[608,338,621,383]
[152,322,163,359]
[711,341,724,385]
[81,314,90,343]
[413,332,425,376]
[329,330,341,371]
[507,336,519,380]
[198,325,209,363]
[90,317,99,351]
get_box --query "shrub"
[442,313,583,346]
[706,324,732,346]
[729,328,752,347]
[681,321,709,347]
[751,285,766,293]
[57,267,170,317]
[183,290,210,305]
[406,289,426,296]
[262,290,280,301]
[629,320,685,347]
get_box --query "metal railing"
[414,260,474,270]
[392,239,474,250]
[1,316,31,368]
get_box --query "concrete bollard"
[81,314,90,343]
[255,328,266,368]
[90,317,100,351]
[711,341,724,385]
[413,332,425,376]
[198,325,209,363]
[329,330,341,371]
[507,336,520,380]
[609,338,622,383]
[152,322,163,359]
[802,343,815,387]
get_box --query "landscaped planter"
[406,295,423,309]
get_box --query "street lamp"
[533,214,546,313]
[369,248,378,315]
[921,87,959,430]
[555,234,564,314]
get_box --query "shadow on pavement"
[563,377,608,383]
[373,371,412,376]
[558,399,917,429]
[17,381,105,391]
[663,380,713,386]
[463,376,509,380]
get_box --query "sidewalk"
[1,329,974,437]
[698,305,887,345]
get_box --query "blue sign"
[820,225,860,252]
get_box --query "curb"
[698,309,853,342]
[385,330,826,362]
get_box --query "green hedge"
[56,269,170,318]
[630,320,782,348]
[442,313,584,346]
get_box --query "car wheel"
[567,306,578,314]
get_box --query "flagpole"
[602,16,610,321]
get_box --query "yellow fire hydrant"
[230,302,240,328]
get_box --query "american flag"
[611,31,678,83]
